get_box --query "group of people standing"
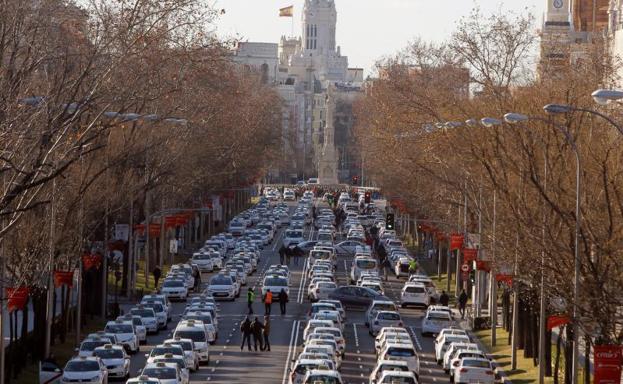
[278,244,304,266]
[240,287,289,352]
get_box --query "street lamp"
[591,88,623,105]
[544,102,623,136]
[480,117,502,127]
[506,111,582,384]
[465,119,479,127]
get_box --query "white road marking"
[353,323,360,348]
[281,320,299,384]
[409,326,423,351]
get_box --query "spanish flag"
[279,5,294,17]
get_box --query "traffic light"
[364,191,371,204]
[469,269,476,284]
[386,213,395,230]
[352,175,359,185]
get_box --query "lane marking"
[409,326,423,351]
[353,323,360,348]
[281,320,299,384]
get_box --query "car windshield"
[210,276,232,285]
[265,278,287,286]
[185,315,212,324]
[65,360,100,372]
[404,286,426,294]
[163,280,184,288]
[356,259,377,269]
[80,341,107,351]
[428,313,451,321]
[193,254,210,260]
[318,282,336,289]
[131,309,155,318]
[462,359,491,368]
[143,303,164,312]
[151,346,183,356]
[373,303,396,312]
[305,375,340,384]
[387,347,415,357]
[175,330,207,342]
[105,324,133,333]
[94,349,124,359]
[381,376,414,384]
[155,358,186,369]
[286,231,303,237]
[170,341,193,351]
[142,367,177,379]
[379,312,401,320]
[379,364,408,372]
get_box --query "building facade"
[233,0,362,184]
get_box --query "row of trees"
[355,7,622,381]
[1,0,282,379]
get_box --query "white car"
[452,357,496,384]
[61,357,108,384]
[130,307,159,334]
[422,310,453,336]
[181,313,217,344]
[152,354,190,384]
[368,360,410,384]
[141,362,184,384]
[283,190,296,201]
[310,327,345,355]
[104,320,139,353]
[191,253,214,273]
[262,275,290,298]
[448,350,488,378]
[164,337,199,371]
[289,358,334,384]
[302,369,343,384]
[400,282,430,308]
[93,344,130,379]
[141,294,172,321]
[435,334,471,363]
[126,376,161,384]
[378,343,419,377]
[350,257,378,284]
[309,281,337,302]
[207,274,237,301]
[365,300,398,327]
[374,327,410,351]
[160,279,189,301]
[369,311,404,336]
[443,342,480,372]
[303,320,335,341]
[77,338,110,358]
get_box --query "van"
[173,320,210,363]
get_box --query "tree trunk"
[554,327,563,384]
[564,325,573,384]
[545,329,552,376]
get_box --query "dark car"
[328,285,389,307]
[296,241,319,254]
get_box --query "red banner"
[435,232,447,242]
[54,271,74,288]
[496,274,513,286]
[462,247,478,262]
[165,216,177,229]
[82,253,102,271]
[594,345,622,384]
[6,287,29,312]
[475,260,490,272]
[450,234,464,250]
[547,315,570,330]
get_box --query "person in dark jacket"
[279,288,288,315]
[240,316,252,351]
[279,244,287,265]
[439,290,450,307]
[261,315,271,351]
[251,317,265,351]
[152,266,161,288]
[458,289,469,319]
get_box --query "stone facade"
[233,0,362,183]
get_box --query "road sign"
[461,263,470,273]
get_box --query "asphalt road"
[123,200,459,384]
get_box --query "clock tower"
[546,0,571,24]
[539,0,573,77]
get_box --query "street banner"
[450,233,464,250]
[475,260,490,271]
[546,315,570,330]
[6,286,29,312]
[462,248,478,262]
[114,224,129,241]
[54,271,74,288]
[495,273,513,286]
[594,345,622,384]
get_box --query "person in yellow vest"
[264,289,273,315]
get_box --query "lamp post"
[504,111,582,384]
[545,101,623,135]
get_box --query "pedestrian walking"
[152,266,161,288]
[247,287,256,315]
[439,290,450,307]
[279,244,287,265]
[458,289,469,319]
[279,288,288,315]
[264,289,273,315]
[293,245,303,266]
[251,317,265,351]
[285,246,292,265]
[192,266,200,291]
[240,316,252,351]
[261,315,271,351]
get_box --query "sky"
[213,0,545,76]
